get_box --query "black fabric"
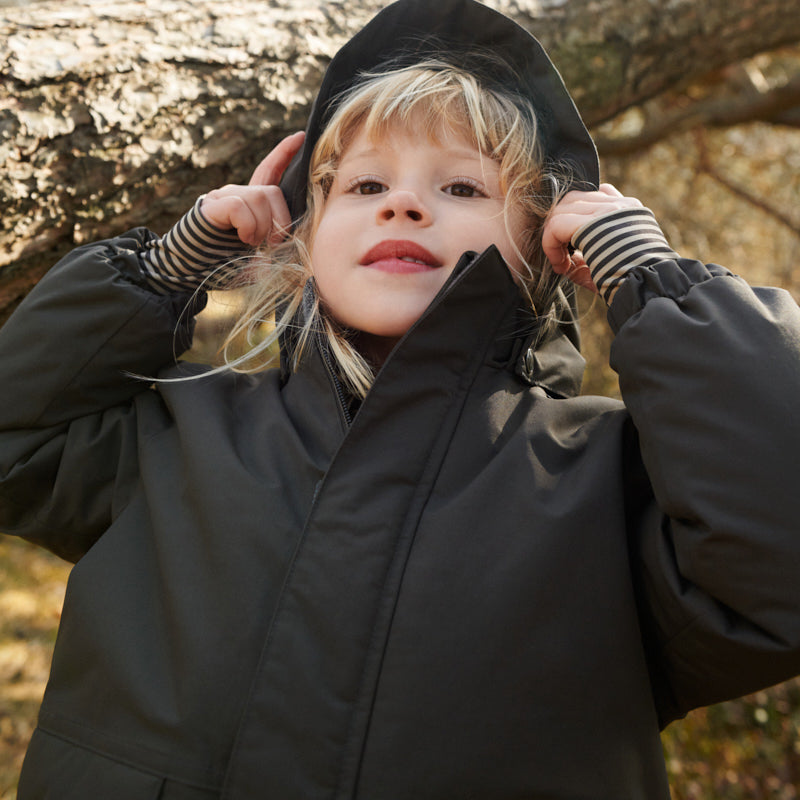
[3,1,800,798]
[3,234,800,798]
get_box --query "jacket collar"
[292,246,585,416]
[421,246,585,400]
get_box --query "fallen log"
[2,0,798,320]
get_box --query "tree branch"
[594,74,800,157]
[694,129,800,236]
[2,0,800,321]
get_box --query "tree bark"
[1,0,799,321]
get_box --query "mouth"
[359,240,442,273]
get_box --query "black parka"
[3,2,800,799]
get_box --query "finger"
[542,241,597,292]
[598,183,624,197]
[553,192,640,218]
[555,186,621,208]
[202,186,294,246]
[201,189,241,231]
[543,194,644,268]
[247,185,292,246]
[249,131,306,187]
[564,254,597,293]
[225,197,259,245]
[542,212,589,271]
[541,224,571,274]
[263,186,292,245]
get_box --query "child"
[2,0,800,797]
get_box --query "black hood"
[277,0,594,383]
[279,0,599,219]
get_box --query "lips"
[359,240,442,273]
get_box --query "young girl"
[3,0,800,798]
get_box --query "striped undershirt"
[139,197,247,293]
[571,207,678,304]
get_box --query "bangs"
[310,62,538,195]
[349,68,497,151]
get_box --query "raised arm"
[545,186,800,722]
[0,133,303,560]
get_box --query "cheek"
[308,192,360,271]
[309,214,331,261]
[308,236,354,326]
[308,220,339,288]
[306,192,339,263]
[309,248,339,303]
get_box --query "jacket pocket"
[18,727,165,800]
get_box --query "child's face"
[310,121,523,347]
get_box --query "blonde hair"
[218,60,572,398]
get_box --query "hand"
[542,183,643,292]
[200,131,305,247]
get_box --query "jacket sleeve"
[608,257,800,725]
[0,229,204,561]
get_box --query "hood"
[277,0,595,392]
[279,0,599,219]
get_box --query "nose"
[376,189,432,225]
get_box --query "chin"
[349,310,427,340]
[365,320,421,339]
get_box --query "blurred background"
[1,0,799,797]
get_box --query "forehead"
[340,116,486,164]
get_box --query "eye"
[344,176,387,195]
[357,181,385,195]
[443,178,487,198]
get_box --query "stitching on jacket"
[36,714,224,789]
[335,290,522,799]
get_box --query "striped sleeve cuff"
[571,207,678,304]
[139,197,247,293]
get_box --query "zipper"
[318,335,353,427]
